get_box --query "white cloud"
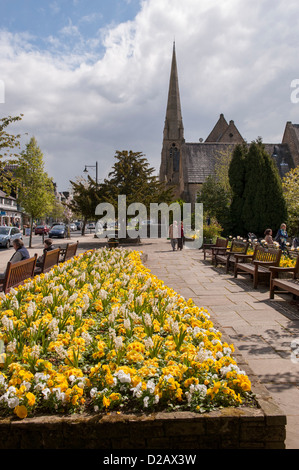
[0,0,299,190]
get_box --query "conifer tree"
[228,143,246,236]
[241,140,287,236]
[228,140,287,237]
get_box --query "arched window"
[170,144,180,172]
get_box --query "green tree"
[0,114,23,193]
[101,150,173,214]
[67,176,100,235]
[197,175,230,232]
[228,143,247,236]
[282,167,299,236]
[228,140,287,237]
[15,137,55,247]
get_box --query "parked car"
[51,222,64,228]
[75,222,82,231]
[49,224,67,238]
[34,225,50,235]
[69,223,77,231]
[87,222,95,230]
[0,226,23,249]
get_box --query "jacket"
[9,246,30,264]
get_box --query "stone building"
[159,44,297,205]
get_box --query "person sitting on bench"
[36,238,55,268]
[0,239,30,279]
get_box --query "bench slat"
[234,245,281,289]
[1,255,37,294]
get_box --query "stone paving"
[0,235,298,448]
[138,239,299,449]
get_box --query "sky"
[1,0,299,191]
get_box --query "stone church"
[159,43,299,205]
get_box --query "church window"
[170,145,180,172]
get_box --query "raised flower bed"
[0,248,286,448]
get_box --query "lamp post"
[83,162,98,186]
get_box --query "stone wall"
[0,379,286,449]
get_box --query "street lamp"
[83,162,98,186]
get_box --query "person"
[264,228,274,245]
[169,220,179,251]
[0,239,30,279]
[177,221,184,250]
[275,223,288,249]
[36,239,55,268]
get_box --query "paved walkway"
[0,236,298,448]
[139,239,299,449]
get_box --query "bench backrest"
[3,254,37,293]
[254,245,281,265]
[42,248,61,273]
[215,238,228,248]
[63,241,78,262]
[230,240,249,254]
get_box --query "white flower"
[146,379,156,394]
[115,370,131,384]
[8,397,19,408]
[144,337,154,350]
[143,396,150,408]
[114,336,123,351]
[90,388,98,398]
[124,318,131,330]
[99,289,108,300]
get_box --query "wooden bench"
[234,245,282,289]
[214,240,249,273]
[203,237,228,262]
[269,255,299,299]
[0,255,37,294]
[34,248,61,275]
[60,241,79,262]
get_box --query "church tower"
[159,43,185,197]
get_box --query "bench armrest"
[253,260,279,267]
[212,246,228,254]
[268,265,295,272]
[203,244,216,249]
[235,253,254,261]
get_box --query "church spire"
[163,42,184,141]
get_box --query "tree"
[282,167,299,236]
[15,137,55,247]
[101,150,173,214]
[228,143,247,236]
[197,175,231,232]
[0,114,23,193]
[67,176,100,235]
[228,140,287,237]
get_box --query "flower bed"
[0,248,253,420]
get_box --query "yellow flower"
[103,395,110,408]
[14,405,28,419]
[26,392,36,407]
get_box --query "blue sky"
[1,0,141,58]
[1,1,141,38]
[1,0,299,191]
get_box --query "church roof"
[205,114,244,143]
[205,114,229,142]
[183,142,295,185]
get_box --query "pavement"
[138,239,299,450]
[0,234,298,448]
